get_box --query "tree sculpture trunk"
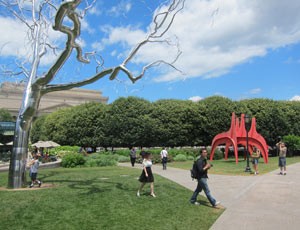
[8,82,42,188]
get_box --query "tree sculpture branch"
[41,0,184,93]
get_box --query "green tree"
[199,96,235,145]
[151,99,194,147]
[30,115,48,143]
[239,99,291,145]
[42,103,108,148]
[106,97,154,147]
[0,108,13,121]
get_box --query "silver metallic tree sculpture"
[0,0,184,188]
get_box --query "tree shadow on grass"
[38,171,136,195]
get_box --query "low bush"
[173,154,187,162]
[85,154,118,167]
[61,152,86,168]
[207,147,223,160]
[187,155,194,161]
[118,155,130,162]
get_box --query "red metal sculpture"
[210,113,269,163]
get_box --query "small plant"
[118,155,130,162]
[174,154,187,162]
[187,155,194,161]
[85,154,118,167]
[61,152,86,168]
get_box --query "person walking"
[29,154,42,188]
[129,146,137,167]
[190,148,220,207]
[137,152,156,197]
[251,147,260,175]
[160,147,168,170]
[276,141,287,175]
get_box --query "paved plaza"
[119,162,300,230]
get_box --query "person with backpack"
[190,148,220,207]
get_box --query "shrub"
[61,153,86,168]
[187,155,194,161]
[49,146,80,158]
[173,154,187,162]
[85,154,118,167]
[114,149,131,156]
[118,155,130,162]
[283,135,300,157]
[207,147,223,160]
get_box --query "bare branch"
[0,0,32,29]
[116,0,185,83]
[36,0,88,85]
[41,67,114,94]
[80,0,97,18]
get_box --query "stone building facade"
[0,82,108,118]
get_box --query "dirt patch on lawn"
[0,183,57,191]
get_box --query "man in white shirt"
[160,147,168,170]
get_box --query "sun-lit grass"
[168,156,300,176]
[0,167,223,230]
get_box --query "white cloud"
[189,96,203,102]
[290,95,300,101]
[0,17,63,66]
[108,1,132,17]
[249,88,262,94]
[91,42,104,52]
[102,0,300,82]
[81,19,95,34]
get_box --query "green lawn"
[169,156,300,176]
[0,167,223,230]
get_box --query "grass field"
[0,167,223,230]
[168,156,300,175]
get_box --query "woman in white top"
[137,152,156,197]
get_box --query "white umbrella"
[32,140,60,148]
[6,141,13,145]
[0,142,3,146]
[46,141,60,147]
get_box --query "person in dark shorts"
[276,142,287,175]
[137,152,156,197]
[251,147,260,175]
[29,154,42,188]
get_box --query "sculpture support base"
[245,166,252,173]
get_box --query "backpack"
[190,159,200,180]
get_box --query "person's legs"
[30,173,37,187]
[190,180,203,203]
[137,182,145,196]
[150,182,156,197]
[199,178,217,206]
[279,157,284,175]
[130,157,134,167]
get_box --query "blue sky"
[0,0,300,103]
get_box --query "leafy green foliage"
[30,97,300,149]
[173,154,187,161]
[0,108,13,121]
[85,154,118,167]
[61,152,86,168]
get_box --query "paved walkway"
[119,162,300,230]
